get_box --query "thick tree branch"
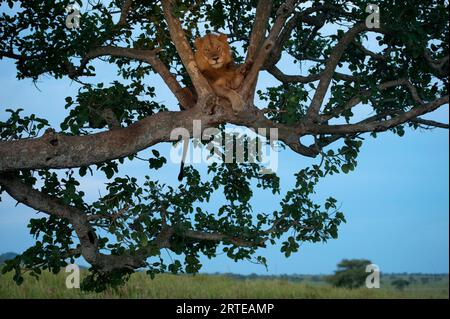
[246,0,273,64]
[311,95,449,135]
[266,3,348,67]
[0,108,210,172]
[320,78,425,123]
[1,82,444,172]
[80,46,161,67]
[243,0,273,103]
[268,65,356,84]
[231,108,319,157]
[306,23,367,121]
[0,173,149,272]
[161,0,212,100]
[409,118,449,129]
[0,102,320,172]
[240,0,299,99]
[118,0,133,26]
[78,46,192,109]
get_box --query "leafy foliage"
[326,259,373,289]
[0,0,448,291]
[392,278,410,291]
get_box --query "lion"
[195,33,250,113]
[179,33,251,113]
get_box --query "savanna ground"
[0,270,448,299]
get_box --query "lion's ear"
[218,33,228,42]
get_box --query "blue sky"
[0,22,448,275]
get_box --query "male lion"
[195,33,250,113]
[180,33,250,113]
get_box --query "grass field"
[0,270,448,299]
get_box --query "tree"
[0,0,448,291]
[0,252,18,264]
[326,259,372,289]
[391,278,410,291]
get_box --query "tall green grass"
[0,271,448,299]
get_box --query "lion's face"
[195,34,233,70]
